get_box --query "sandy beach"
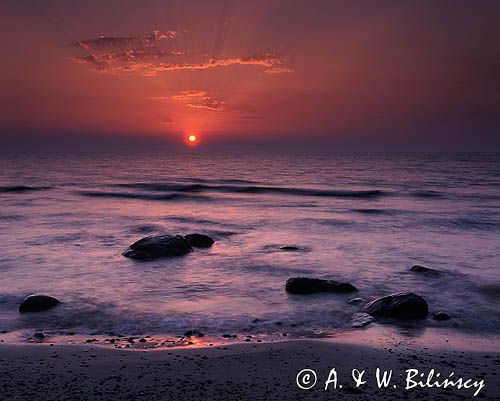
[1,339,498,401]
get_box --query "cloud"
[187,98,225,111]
[171,90,208,100]
[73,30,177,51]
[73,30,292,76]
[172,90,225,111]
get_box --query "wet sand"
[1,340,499,400]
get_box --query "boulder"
[122,235,192,260]
[184,233,214,248]
[19,294,61,313]
[410,265,442,275]
[432,311,451,321]
[33,332,46,340]
[363,292,428,318]
[184,329,204,338]
[285,277,358,294]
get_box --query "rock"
[184,329,204,338]
[347,297,366,305]
[285,277,358,294]
[351,313,375,328]
[432,311,451,321]
[363,292,428,318]
[184,233,214,248]
[19,294,61,313]
[410,265,442,275]
[33,332,46,340]
[122,235,192,260]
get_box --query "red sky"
[1,0,499,150]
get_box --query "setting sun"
[188,134,197,143]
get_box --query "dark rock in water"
[19,294,61,313]
[410,265,442,275]
[33,332,46,340]
[432,311,451,321]
[184,329,204,338]
[363,292,428,318]
[122,235,192,260]
[184,233,214,248]
[285,277,358,294]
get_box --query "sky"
[1,0,499,151]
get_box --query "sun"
[188,134,197,143]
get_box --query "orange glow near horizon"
[188,134,197,143]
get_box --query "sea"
[0,151,499,345]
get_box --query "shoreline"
[2,323,500,353]
[1,338,499,400]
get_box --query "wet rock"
[347,297,366,305]
[122,235,192,260]
[410,265,442,275]
[351,313,375,328]
[33,332,46,340]
[432,311,451,321]
[363,292,429,318]
[285,277,358,294]
[184,329,204,338]
[19,294,61,313]
[184,233,214,248]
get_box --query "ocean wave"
[351,208,387,215]
[412,190,446,199]
[75,191,212,201]
[428,217,500,230]
[0,185,51,193]
[114,182,385,198]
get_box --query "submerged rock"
[184,233,214,248]
[122,235,192,260]
[279,246,300,251]
[285,277,358,294]
[351,312,375,328]
[347,297,367,305]
[19,294,61,313]
[410,265,442,275]
[363,292,428,318]
[432,311,451,321]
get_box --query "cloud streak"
[171,91,225,111]
[73,30,291,76]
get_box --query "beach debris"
[432,311,451,321]
[19,294,61,313]
[285,277,358,294]
[184,233,215,248]
[363,292,429,318]
[122,235,192,260]
[410,265,443,275]
[351,312,375,328]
